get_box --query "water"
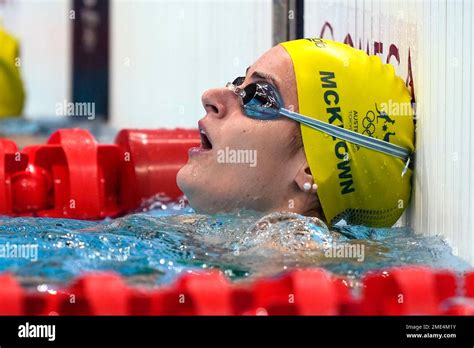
[0,117,117,143]
[0,201,470,290]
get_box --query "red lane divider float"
[157,272,234,315]
[1,266,473,316]
[0,274,24,315]
[247,269,348,315]
[465,271,474,298]
[62,273,130,315]
[360,267,458,315]
[116,129,200,212]
[0,128,200,219]
[443,305,474,315]
[442,271,474,315]
[0,139,28,215]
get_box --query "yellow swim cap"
[280,38,415,227]
[0,26,25,118]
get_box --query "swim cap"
[0,26,25,118]
[280,38,415,227]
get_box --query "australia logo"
[361,102,396,144]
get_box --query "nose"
[201,87,240,119]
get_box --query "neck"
[268,189,324,222]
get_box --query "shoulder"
[246,211,338,251]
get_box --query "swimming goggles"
[226,77,413,176]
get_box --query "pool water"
[0,200,470,290]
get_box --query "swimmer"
[0,25,25,117]
[177,39,415,228]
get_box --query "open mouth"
[199,127,213,150]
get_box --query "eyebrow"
[245,66,280,91]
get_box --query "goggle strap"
[280,108,411,162]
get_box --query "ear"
[294,161,315,192]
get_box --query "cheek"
[255,122,295,158]
[236,123,295,180]
[218,114,252,143]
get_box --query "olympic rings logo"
[362,110,376,136]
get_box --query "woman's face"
[177,45,306,213]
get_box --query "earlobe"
[294,162,316,193]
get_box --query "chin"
[180,189,213,214]
[176,165,192,195]
[176,164,207,208]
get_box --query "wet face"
[177,45,309,214]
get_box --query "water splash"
[0,201,470,289]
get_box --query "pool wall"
[303,0,474,265]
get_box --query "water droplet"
[37,284,48,292]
